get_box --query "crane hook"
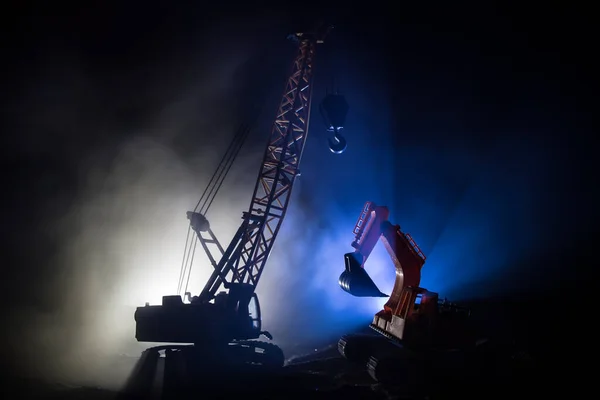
[328,130,347,154]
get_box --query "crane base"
[122,341,285,398]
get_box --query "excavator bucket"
[338,252,387,297]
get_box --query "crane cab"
[212,284,263,340]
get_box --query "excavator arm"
[339,201,473,348]
[339,201,426,300]
[339,201,429,342]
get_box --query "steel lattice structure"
[194,32,325,301]
[234,36,315,285]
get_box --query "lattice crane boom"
[234,34,316,285]
[188,30,331,302]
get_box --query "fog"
[4,9,591,391]
[3,12,393,389]
[3,13,288,388]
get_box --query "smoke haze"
[1,10,301,388]
[2,4,594,391]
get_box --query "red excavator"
[337,201,475,385]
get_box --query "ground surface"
[0,347,534,400]
[0,331,538,400]
[1,292,575,399]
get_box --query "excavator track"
[338,331,425,387]
[338,333,390,364]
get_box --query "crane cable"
[177,124,252,296]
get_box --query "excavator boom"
[339,201,426,301]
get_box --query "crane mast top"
[186,28,332,302]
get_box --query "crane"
[132,25,348,387]
[337,201,475,385]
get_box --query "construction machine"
[130,26,349,389]
[337,201,475,385]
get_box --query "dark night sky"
[1,0,596,386]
